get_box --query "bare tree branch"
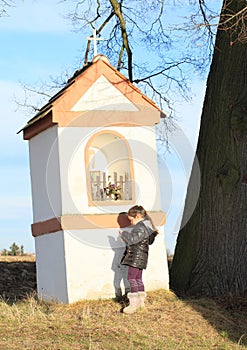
[21,1,241,120]
[117,43,125,70]
[133,59,193,84]
[14,85,51,115]
[0,0,14,17]
[198,0,215,39]
[219,2,247,45]
[108,0,133,81]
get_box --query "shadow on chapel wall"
[108,212,131,301]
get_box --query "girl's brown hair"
[128,205,147,218]
[128,205,157,231]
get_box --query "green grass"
[0,290,246,349]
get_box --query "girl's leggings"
[128,266,144,292]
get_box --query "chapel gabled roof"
[19,62,93,131]
[19,55,165,140]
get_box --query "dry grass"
[0,255,36,262]
[0,289,246,350]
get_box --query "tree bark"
[170,0,247,297]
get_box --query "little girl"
[120,205,158,314]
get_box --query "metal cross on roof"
[87,28,104,57]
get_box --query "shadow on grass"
[168,258,247,346]
[0,261,37,303]
[181,295,247,346]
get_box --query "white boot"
[138,291,147,309]
[123,292,139,314]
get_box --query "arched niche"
[85,131,135,204]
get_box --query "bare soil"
[0,255,36,301]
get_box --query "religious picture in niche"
[90,172,132,202]
[103,175,122,201]
[86,132,133,203]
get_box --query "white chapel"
[20,54,169,303]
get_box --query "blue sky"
[0,0,207,253]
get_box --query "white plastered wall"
[30,123,168,304]
[57,125,162,215]
[38,226,168,303]
[28,125,61,222]
[125,126,162,210]
[35,231,69,303]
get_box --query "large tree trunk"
[170,0,247,297]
